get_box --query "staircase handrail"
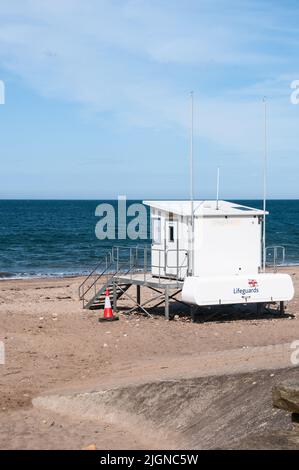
[80,258,140,308]
[78,251,112,299]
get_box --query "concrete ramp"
[33,367,299,449]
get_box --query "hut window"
[152,218,161,244]
[169,224,174,242]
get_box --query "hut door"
[165,220,178,277]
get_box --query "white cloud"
[0,0,298,160]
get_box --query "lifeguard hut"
[144,199,294,309]
[78,198,294,319]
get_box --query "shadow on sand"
[121,302,294,323]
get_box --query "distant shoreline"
[1,198,299,201]
[1,264,299,281]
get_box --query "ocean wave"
[0,270,91,280]
[0,272,16,279]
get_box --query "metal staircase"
[88,283,131,310]
[78,246,145,309]
[79,245,187,317]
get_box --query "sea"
[0,199,298,279]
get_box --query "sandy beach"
[0,266,299,449]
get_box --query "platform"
[115,272,183,288]
[113,272,184,319]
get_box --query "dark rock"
[273,380,299,413]
[291,413,299,430]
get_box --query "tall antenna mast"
[190,91,194,275]
[216,167,220,210]
[262,97,267,272]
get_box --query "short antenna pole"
[263,97,267,272]
[190,91,194,275]
[216,167,220,210]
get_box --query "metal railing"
[78,250,113,301]
[265,245,286,272]
[166,248,189,280]
[79,244,189,307]
[110,245,188,283]
[79,258,139,308]
[151,248,189,283]
[78,245,150,307]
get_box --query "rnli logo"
[233,279,259,296]
[248,279,258,288]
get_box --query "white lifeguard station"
[79,198,294,320]
[144,199,294,310]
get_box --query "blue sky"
[0,0,299,199]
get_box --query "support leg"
[165,286,169,320]
[280,301,285,315]
[190,305,196,322]
[113,281,118,313]
[137,285,141,312]
[256,303,264,315]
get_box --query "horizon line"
[1,197,299,201]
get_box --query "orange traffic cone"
[99,288,119,322]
